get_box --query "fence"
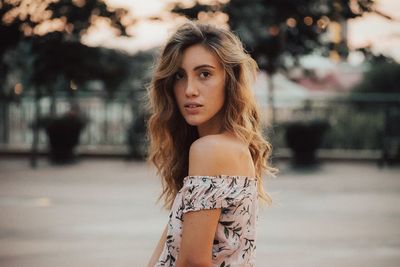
[1,93,399,161]
[0,94,134,151]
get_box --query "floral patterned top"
[155,174,259,267]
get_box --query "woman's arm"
[176,135,242,267]
[176,209,221,267]
[147,224,168,267]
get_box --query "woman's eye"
[199,71,210,79]
[175,72,184,80]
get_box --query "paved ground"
[0,157,399,267]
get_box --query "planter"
[284,119,330,165]
[40,112,87,163]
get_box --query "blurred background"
[0,0,399,266]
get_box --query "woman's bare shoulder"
[189,133,245,156]
[188,133,255,177]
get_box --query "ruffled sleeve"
[180,175,256,214]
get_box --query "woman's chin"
[183,117,204,126]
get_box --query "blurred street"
[0,158,399,267]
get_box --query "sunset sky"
[82,0,400,61]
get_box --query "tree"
[0,0,133,98]
[0,0,129,48]
[353,62,400,94]
[170,0,389,124]
[0,0,133,167]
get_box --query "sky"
[82,0,400,62]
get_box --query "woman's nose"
[184,78,199,97]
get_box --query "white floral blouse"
[155,174,259,267]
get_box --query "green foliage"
[30,32,132,97]
[127,49,155,91]
[0,0,132,99]
[352,62,400,93]
[47,0,129,38]
[171,0,377,73]
[321,107,384,149]
[0,0,130,49]
[272,106,384,150]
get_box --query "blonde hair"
[146,21,277,209]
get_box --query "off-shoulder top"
[155,174,259,267]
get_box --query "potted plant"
[284,118,330,166]
[39,105,88,163]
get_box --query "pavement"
[0,157,399,267]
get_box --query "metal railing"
[1,93,399,161]
[0,95,134,149]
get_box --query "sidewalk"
[0,157,399,267]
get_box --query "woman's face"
[173,44,226,134]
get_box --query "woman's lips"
[184,105,203,114]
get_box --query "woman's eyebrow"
[193,64,215,71]
[177,64,216,72]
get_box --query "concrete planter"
[41,113,87,163]
[284,119,330,165]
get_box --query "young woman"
[146,21,276,267]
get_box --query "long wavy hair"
[146,21,277,209]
